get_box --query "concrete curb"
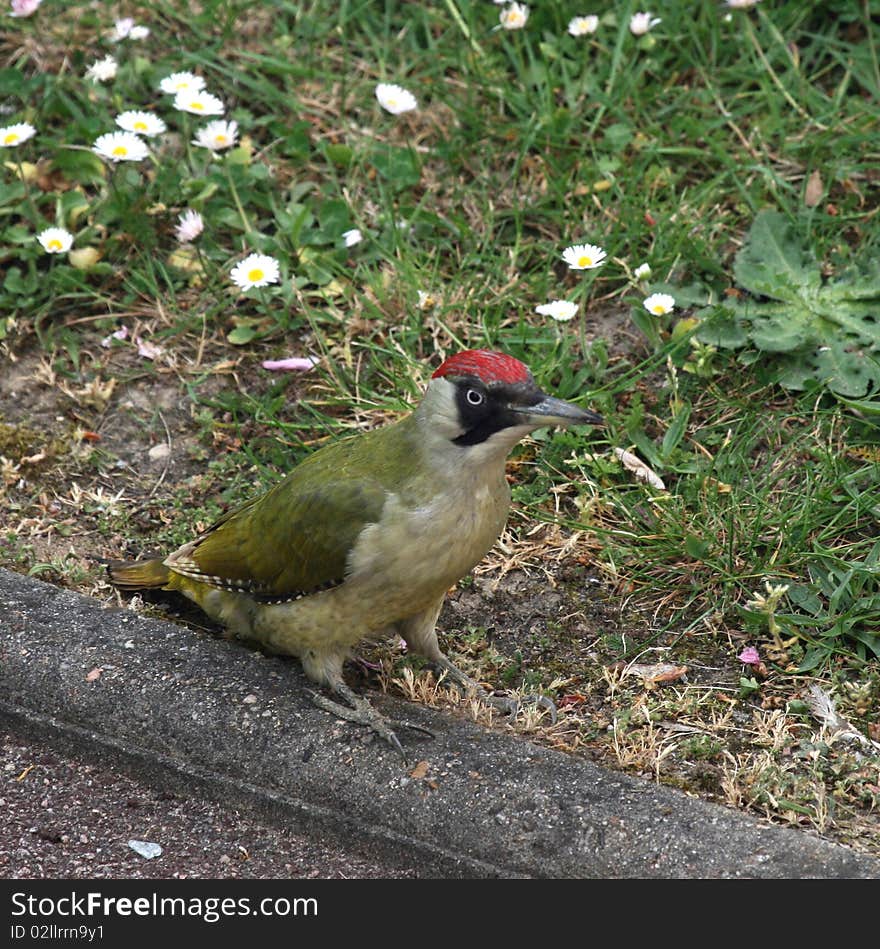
[1,567,877,878]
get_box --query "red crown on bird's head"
[432,350,532,386]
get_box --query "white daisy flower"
[116,111,167,137]
[375,83,418,115]
[642,292,675,315]
[230,253,281,291]
[630,12,661,35]
[633,263,652,280]
[110,17,134,40]
[417,290,436,309]
[562,243,607,270]
[568,15,599,37]
[173,90,224,116]
[536,300,578,322]
[0,122,36,147]
[36,227,73,254]
[85,55,118,83]
[159,72,206,96]
[342,228,363,248]
[175,209,204,243]
[192,119,238,151]
[499,3,529,30]
[725,0,761,6]
[112,19,151,41]
[93,131,150,163]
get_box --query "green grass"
[2,0,879,676]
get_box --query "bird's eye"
[466,389,485,406]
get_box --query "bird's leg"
[398,598,557,723]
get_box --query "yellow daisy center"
[247,268,264,282]
[190,101,205,110]
[216,134,227,144]
[47,239,62,251]
[4,132,19,145]
[113,145,128,157]
[578,255,593,267]
[651,304,665,314]
[134,121,148,131]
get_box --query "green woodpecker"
[109,350,602,753]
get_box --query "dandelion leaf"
[700,211,880,400]
[740,300,810,351]
[733,210,821,300]
[694,305,749,348]
[806,339,879,398]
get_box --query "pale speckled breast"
[345,473,510,617]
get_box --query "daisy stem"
[16,159,41,226]
[572,276,595,358]
[181,114,197,173]
[194,244,220,301]
[224,159,254,235]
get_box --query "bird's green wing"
[166,452,390,598]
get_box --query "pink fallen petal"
[134,336,164,359]
[738,646,761,666]
[261,356,319,372]
[101,326,129,348]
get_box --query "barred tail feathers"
[107,557,171,590]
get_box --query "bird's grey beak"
[510,394,603,428]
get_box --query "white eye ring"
[466,389,485,406]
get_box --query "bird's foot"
[310,682,434,760]
[431,656,557,724]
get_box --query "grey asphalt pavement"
[1,567,878,879]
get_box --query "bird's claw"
[309,686,434,761]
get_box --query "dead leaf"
[558,694,587,708]
[410,760,429,780]
[85,667,103,682]
[613,448,666,491]
[804,169,823,208]
[624,662,688,686]
[60,377,116,410]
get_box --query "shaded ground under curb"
[1,568,877,879]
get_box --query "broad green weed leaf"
[695,211,880,399]
[694,306,749,348]
[807,341,878,398]
[368,145,421,189]
[740,301,810,352]
[733,210,821,300]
